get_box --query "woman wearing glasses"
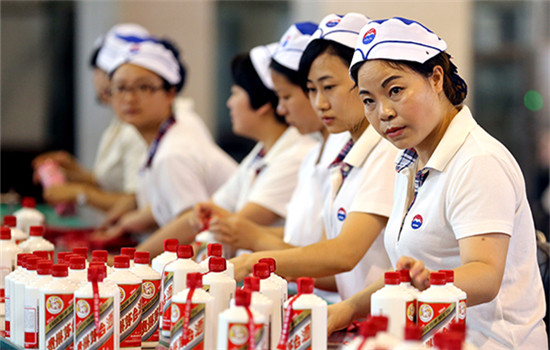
[97,39,237,240]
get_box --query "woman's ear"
[255,101,274,117]
[430,65,445,93]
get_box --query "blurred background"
[1,0,549,237]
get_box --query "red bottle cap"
[3,215,16,227]
[359,319,378,339]
[434,332,463,350]
[258,258,276,273]
[439,269,454,283]
[87,265,106,282]
[52,264,69,277]
[403,324,423,341]
[17,253,31,267]
[163,239,178,252]
[22,197,36,208]
[207,243,223,257]
[0,227,11,240]
[252,262,270,279]
[120,247,136,259]
[297,277,314,294]
[92,250,108,263]
[235,288,251,307]
[57,251,71,264]
[398,269,411,283]
[134,251,150,264]
[69,256,86,270]
[208,256,226,273]
[114,255,130,268]
[384,271,401,285]
[449,322,466,340]
[29,226,44,237]
[26,256,40,271]
[177,245,193,259]
[33,250,51,260]
[89,262,107,277]
[187,272,203,289]
[430,272,446,285]
[72,247,89,259]
[243,276,260,292]
[37,260,53,275]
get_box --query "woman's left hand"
[209,215,257,251]
[396,256,431,290]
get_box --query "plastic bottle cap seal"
[164,239,179,252]
[0,227,11,240]
[384,271,401,285]
[114,255,130,268]
[187,272,203,289]
[177,245,193,259]
[37,260,53,275]
[29,226,44,237]
[22,197,36,208]
[439,269,454,283]
[52,264,69,277]
[398,269,411,283]
[252,262,270,279]
[208,256,226,272]
[297,277,314,293]
[69,256,86,270]
[134,251,150,264]
[120,247,136,259]
[243,276,260,292]
[370,315,389,331]
[258,258,276,273]
[26,256,40,271]
[3,215,16,227]
[430,272,446,285]
[207,243,223,257]
[72,247,89,259]
[235,288,251,307]
[92,250,108,263]
[33,250,51,260]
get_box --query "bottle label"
[5,293,10,337]
[141,278,161,343]
[118,283,142,347]
[24,305,38,348]
[227,322,266,350]
[44,293,74,350]
[458,298,467,324]
[74,296,115,350]
[161,271,174,332]
[418,301,456,346]
[170,301,206,350]
[287,308,312,350]
[193,241,208,263]
[406,300,416,325]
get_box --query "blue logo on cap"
[411,214,423,229]
[337,208,347,221]
[362,28,376,45]
[326,19,341,28]
[129,44,141,53]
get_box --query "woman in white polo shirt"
[328,17,548,349]
[97,38,237,240]
[136,42,316,257]
[231,13,398,301]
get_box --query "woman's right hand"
[32,150,89,184]
[327,300,356,335]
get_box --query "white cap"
[272,22,318,71]
[96,23,151,73]
[309,13,370,49]
[350,17,447,72]
[250,43,278,90]
[110,40,182,85]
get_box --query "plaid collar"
[396,148,430,206]
[249,146,267,175]
[144,115,176,169]
[329,138,354,169]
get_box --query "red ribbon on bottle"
[244,306,256,350]
[181,286,196,346]
[277,292,302,350]
[88,267,101,337]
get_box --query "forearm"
[66,167,97,186]
[453,262,504,307]
[83,186,133,212]
[249,227,293,251]
[136,209,199,257]
[345,276,385,320]
[314,275,338,292]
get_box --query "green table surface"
[0,203,92,229]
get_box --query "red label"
[74,296,115,350]
[227,322,266,350]
[141,278,161,342]
[44,293,74,350]
[170,302,206,350]
[0,286,5,302]
[457,299,467,324]
[118,283,142,348]
[418,301,456,347]
[286,309,311,350]
[406,300,417,325]
[161,271,174,333]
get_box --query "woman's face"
[305,51,365,135]
[226,84,262,138]
[357,60,446,152]
[110,64,175,131]
[271,69,323,135]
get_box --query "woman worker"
[135,41,316,257]
[328,17,548,349]
[97,38,237,240]
[205,21,350,252]
[230,13,398,301]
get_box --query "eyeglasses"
[110,83,164,98]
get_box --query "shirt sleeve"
[446,154,518,239]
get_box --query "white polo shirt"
[213,126,316,227]
[137,121,237,227]
[93,118,147,193]
[324,125,397,300]
[384,106,547,349]
[283,132,350,247]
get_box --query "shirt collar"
[256,126,303,166]
[343,124,383,168]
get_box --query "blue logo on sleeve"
[337,207,347,221]
[411,214,423,229]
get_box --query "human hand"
[100,195,137,229]
[89,225,125,242]
[396,256,431,290]
[229,253,255,282]
[209,215,257,251]
[327,300,356,335]
[43,183,84,204]
[193,202,232,231]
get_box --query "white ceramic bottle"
[0,226,22,330]
[217,288,268,350]
[23,260,52,349]
[4,253,31,341]
[151,238,178,274]
[14,256,40,346]
[130,251,161,348]
[170,272,215,350]
[439,269,467,325]
[254,262,284,349]
[393,324,427,350]
[279,277,327,350]
[68,256,88,287]
[199,243,235,278]
[18,226,54,259]
[121,247,136,268]
[3,215,27,244]
[258,257,288,302]
[74,265,120,349]
[106,255,142,350]
[13,197,45,235]
[39,264,78,350]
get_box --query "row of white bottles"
[12,197,45,235]
[18,225,55,259]
[0,227,21,331]
[199,243,235,278]
[3,215,27,243]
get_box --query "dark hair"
[349,52,467,106]
[89,46,101,68]
[157,38,186,93]
[269,59,301,87]
[231,53,285,124]
[298,39,355,91]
